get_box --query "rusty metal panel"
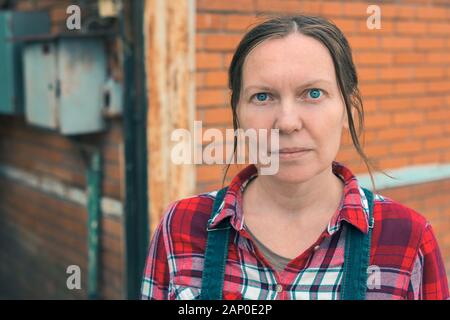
[0,11,50,115]
[23,41,59,129]
[58,38,107,135]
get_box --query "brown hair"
[222,15,389,194]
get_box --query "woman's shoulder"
[156,189,221,237]
[371,191,430,242]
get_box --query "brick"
[103,145,120,164]
[223,14,261,32]
[197,89,227,107]
[377,127,411,141]
[202,107,233,125]
[364,144,391,157]
[204,70,229,87]
[201,33,242,51]
[198,0,255,12]
[100,267,123,296]
[299,1,321,13]
[377,156,410,169]
[392,141,422,154]
[102,251,123,277]
[426,108,450,123]
[196,72,205,87]
[359,67,378,81]
[413,124,445,138]
[224,52,235,69]
[393,81,427,95]
[424,137,450,150]
[196,13,223,31]
[379,67,414,81]
[102,217,123,240]
[415,67,445,80]
[196,52,223,70]
[355,52,392,66]
[426,53,450,64]
[392,112,424,125]
[396,5,418,19]
[359,83,393,97]
[426,80,450,94]
[415,38,446,50]
[102,234,124,256]
[104,162,121,181]
[411,152,442,165]
[417,6,449,20]
[378,97,413,111]
[319,1,343,16]
[395,21,427,35]
[379,4,398,19]
[336,147,360,162]
[102,179,122,200]
[381,36,415,50]
[347,35,379,49]
[255,0,303,14]
[393,52,426,65]
[427,22,450,36]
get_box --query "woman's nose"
[274,100,303,134]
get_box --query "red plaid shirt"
[142,161,449,300]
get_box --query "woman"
[141,15,449,300]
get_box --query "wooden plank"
[144,0,196,234]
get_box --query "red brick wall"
[0,0,124,299]
[0,117,124,299]
[195,0,450,284]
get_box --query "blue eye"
[308,88,322,99]
[255,93,269,102]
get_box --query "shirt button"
[314,245,320,251]
[275,284,283,293]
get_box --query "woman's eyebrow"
[299,79,333,88]
[243,79,333,95]
[243,85,273,95]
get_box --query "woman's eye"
[307,88,323,100]
[254,92,269,102]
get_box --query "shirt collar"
[207,161,371,235]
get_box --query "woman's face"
[237,33,349,183]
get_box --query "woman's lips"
[270,149,312,160]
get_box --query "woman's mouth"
[270,148,312,160]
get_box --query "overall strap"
[340,187,375,300]
[199,186,230,300]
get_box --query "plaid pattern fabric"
[141,161,449,300]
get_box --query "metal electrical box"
[0,11,50,114]
[23,36,107,135]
